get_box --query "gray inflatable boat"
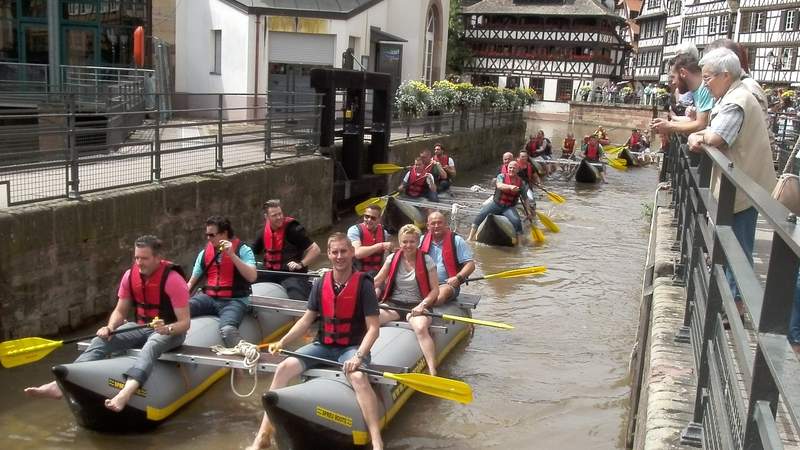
[476,214,516,247]
[53,282,294,432]
[264,294,480,449]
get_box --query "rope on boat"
[210,340,261,398]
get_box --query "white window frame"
[423,10,436,86]
[708,16,718,35]
[720,14,729,34]
[787,10,797,31]
[752,12,765,32]
[782,47,793,71]
[211,29,222,75]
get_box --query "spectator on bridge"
[643,83,654,106]
[651,52,714,137]
[686,48,777,320]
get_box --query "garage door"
[269,32,335,66]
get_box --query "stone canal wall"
[0,118,525,339]
[569,102,666,133]
[0,156,333,339]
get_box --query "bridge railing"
[662,136,800,449]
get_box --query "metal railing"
[662,136,800,449]
[771,112,800,173]
[387,109,522,142]
[0,92,322,207]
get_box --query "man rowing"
[420,212,475,305]
[252,199,321,300]
[433,143,456,192]
[348,204,393,276]
[248,233,383,450]
[24,235,190,412]
[467,160,533,246]
[399,157,438,202]
[498,151,514,176]
[581,135,607,183]
[187,216,256,347]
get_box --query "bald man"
[419,212,475,304]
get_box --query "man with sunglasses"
[347,204,392,276]
[187,216,257,347]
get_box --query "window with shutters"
[708,16,718,35]
[751,12,765,32]
[720,14,729,34]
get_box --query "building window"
[650,0,661,8]
[719,14,729,34]
[785,10,797,31]
[668,0,681,16]
[781,48,795,71]
[746,47,756,71]
[556,79,572,102]
[423,6,438,86]
[683,18,696,37]
[211,29,221,74]
[707,16,718,35]
[530,77,544,93]
[751,12,765,32]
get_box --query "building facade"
[175,0,449,102]
[631,0,665,83]
[458,0,630,103]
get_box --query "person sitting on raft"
[374,224,440,376]
[527,130,555,175]
[432,143,456,192]
[581,134,607,183]
[347,204,393,277]
[498,151,514,176]
[24,235,191,412]
[420,211,475,305]
[467,160,533,246]
[593,126,610,145]
[561,132,577,160]
[399,157,438,202]
[626,128,648,152]
[516,150,543,185]
[248,233,384,450]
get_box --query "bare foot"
[24,381,63,399]
[245,423,274,450]
[104,390,133,412]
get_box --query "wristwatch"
[456,274,465,283]
[355,351,364,359]
[168,325,174,334]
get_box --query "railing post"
[216,93,224,172]
[152,94,162,182]
[264,98,272,162]
[66,94,80,200]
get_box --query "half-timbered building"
[631,0,666,83]
[616,0,642,80]
[459,0,629,102]
[736,1,800,87]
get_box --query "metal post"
[264,97,272,162]
[47,0,61,93]
[153,94,162,182]
[216,94,224,172]
[66,95,80,200]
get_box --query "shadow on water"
[0,120,659,449]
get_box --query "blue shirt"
[346,224,390,244]
[420,234,474,283]
[192,243,256,278]
[692,84,714,113]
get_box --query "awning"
[370,26,407,43]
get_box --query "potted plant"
[394,80,432,119]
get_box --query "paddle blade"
[536,211,560,233]
[440,313,513,330]
[603,145,625,155]
[0,337,63,368]
[355,196,386,216]
[607,158,628,171]
[483,266,547,280]
[384,371,473,404]
[532,226,545,244]
[372,163,405,175]
[544,190,566,204]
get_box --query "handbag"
[772,173,800,215]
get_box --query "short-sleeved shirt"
[709,102,744,147]
[420,234,473,283]
[118,268,190,308]
[191,243,256,279]
[692,84,715,113]
[346,224,390,244]
[305,274,379,346]
[383,253,436,304]
[251,221,314,264]
[402,171,436,190]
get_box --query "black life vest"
[319,271,365,347]
[128,260,184,325]
[202,238,251,298]
[263,217,295,270]
[381,250,431,302]
[494,173,522,207]
[357,223,385,273]
[420,230,463,278]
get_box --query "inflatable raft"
[264,294,480,450]
[618,148,638,167]
[475,213,517,247]
[53,282,294,432]
[383,196,426,233]
[575,158,600,183]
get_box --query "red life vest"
[630,133,640,146]
[381,250,431,302]
[434,154,449,167]
[357,223,385,272]
[202,238,251,298]
[494,173,522,207]
[127,260,183,325]
[516,159,534,181]
[500,163,509,176]
[405,169,429,197]
[563,137,575,156]
[526,137,542,153]
[263,217,295,270]
[420,230,463,278]
[585,142,600,160]
[319,271,365,347]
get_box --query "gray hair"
[699,48,742,80]
[674,42,699,60]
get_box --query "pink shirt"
[117,268,190,309]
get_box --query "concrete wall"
[569,101,667,132]
[0,157,333,340]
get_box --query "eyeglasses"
[363,214,379,221]
[702,73,719,83]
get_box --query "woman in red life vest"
[373,224,440,375]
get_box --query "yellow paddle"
[355,191,399,216]
[281,349,473,404]
[602,145,626,155]
[532,184,566,204]
[0,322,153,368]
[605,157,628,171]
[536,211,560,233]
[372,163,407,175]
[466,265,547,281]
[380,305,513,330]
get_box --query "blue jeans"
[726,207,758,304]
[472,200,523,234]
[75,322,185,385]
[293,342,371,371]
[189,293,251,346]
[790,271,800,344]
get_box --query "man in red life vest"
[467,160,533,245]
[433,143,456,192]
[248,233,383,450]
[187,216,257,347]
[581,134,607,183]
[561,132,576,159]
[516,150,543,185]
[498,151,514,176]
[420,211,475,304]
[252,199,321,300]
[399,157,439,202]
[24,235,190,412]
[626,128,649,152]
[348,204,392,276]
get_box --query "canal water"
[0,119,659,449]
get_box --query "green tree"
[447,0,472,75]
